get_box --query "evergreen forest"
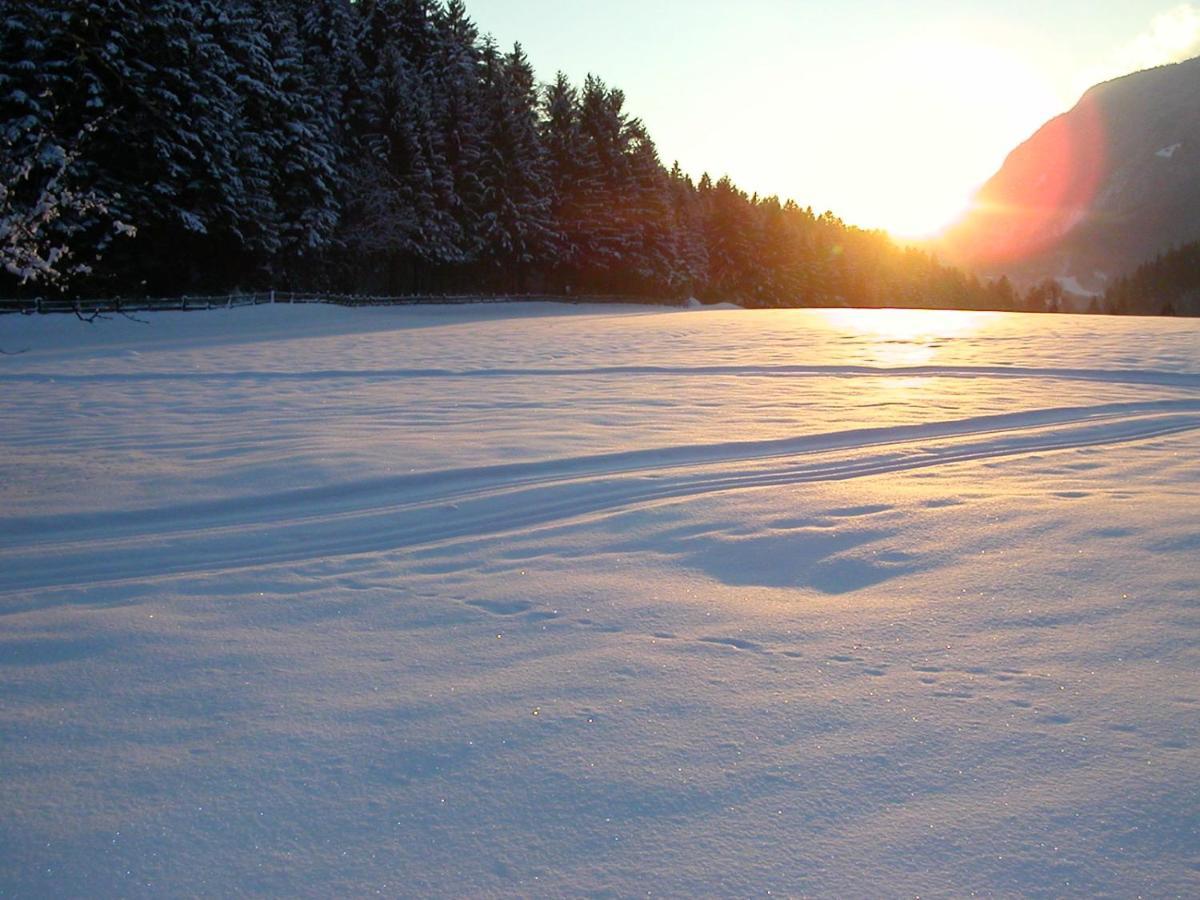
[0,0,1182,314]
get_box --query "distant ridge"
[941,55,1200,294]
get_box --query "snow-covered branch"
[0,123,135,287]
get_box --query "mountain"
[941,55,1200,296]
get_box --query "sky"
[463,1,1200,236]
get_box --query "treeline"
[1102,242,1200,316]
[0,1,1054,309]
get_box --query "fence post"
[270,289,275,304]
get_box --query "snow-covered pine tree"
[573,75,638,286]
[205,0,283,281]
[391,0,440,66]
[363,0,475,285]
[667,162,709,297]
[393,0,461,269]
[702,176,760,301]
[539,72,586,287]
[57,0,257,292]
[346,0,438,290]
[296,0,368,287]
[298,0,358,132]
[432,0,487,271]
[476,41,557,291]
[0,1,134,288]
[244,0,340,284]
[753,196,798,305]
[625,124,681,295]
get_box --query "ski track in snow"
[1,304,1199,897]
[2,362,1199,387]
[2,398,1199,594]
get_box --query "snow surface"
[1,303,1199,897]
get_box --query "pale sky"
[464,1,1200,236]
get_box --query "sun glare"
[852,28,1063,240]
[820,307,992,365]
[883,197,973,241]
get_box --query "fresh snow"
[1,303,1198,897]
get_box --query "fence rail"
[0,292,686,316]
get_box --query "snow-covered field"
[1,302,1198,897]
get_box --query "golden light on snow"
[820,307,991,365]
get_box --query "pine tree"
[703,176,759,301]
[667,163,709,297]
[625,125,680,294]
[346,0,444,290]
[476,41,557,290]
[209,0,283,278]
[65,0,257,292]
[249,1,340,282]
[297,0,359,177]
[0,1,133,287]
[540,72,585,286]
[393,0,461,268]
[574,75,637,285]
[432,0,486,268]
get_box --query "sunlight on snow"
[818,307,993,366]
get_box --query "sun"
[841,28,1063,241]
[880,194,974,241]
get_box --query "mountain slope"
[942,55,1200,293]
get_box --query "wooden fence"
[0,292,686,316]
